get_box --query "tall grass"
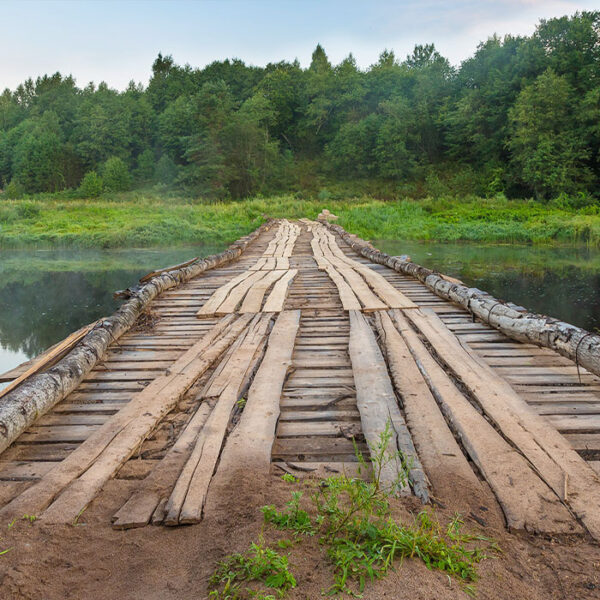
[1,193,599,248]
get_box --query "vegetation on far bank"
[0,12,599,204]
[1,192,600,249]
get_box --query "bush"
[16,201,41,219]
[102,157,132,192]
[136,149,155,182]
[5,180,25,199]
[154,154,177,185]
[78,171,104,198]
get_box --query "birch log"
[323,221,600,379]
[0,220,274,455]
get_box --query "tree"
[78,171,103,197]
[12,111,65,192]
[135,149,155,182]
[508,69,591,198]
[155,154,177,185]
[102,156,132,192]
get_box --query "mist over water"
[1,241,599,378]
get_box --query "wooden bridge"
[1,218,600,540]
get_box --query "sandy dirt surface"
[0,470,599,600]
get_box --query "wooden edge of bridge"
[0,216,599,543]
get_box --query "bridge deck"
[1,219,599,538]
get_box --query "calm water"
[1,241,599,377]
[376,240,600,333]
[0,245,221,377]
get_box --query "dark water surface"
[1,241,599,377]
[0,245,221,377]
[376,240,600,333]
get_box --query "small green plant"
[256,423,495,597]
[208,536,296,599]
[280,473,297,484]
[262,491,315,536]
[0,547,12,557]
[22,514,37,524]
[237,397,247,408]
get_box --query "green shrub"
[154,154,177,185]
[16,201,41,219]
[78,171,104,198]
[136,149,155,182]
[102,157,132,192]
[5,180,25,199]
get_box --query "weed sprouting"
[208,536,296,599]
[211,424,496,598]
[262,491,315,536]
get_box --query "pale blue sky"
[1,0,597,90]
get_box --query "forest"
[0,11,599,202]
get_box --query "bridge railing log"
[0,220,274,456]
[324,221,600,380]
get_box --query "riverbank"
[1,193,599,248]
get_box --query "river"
[1,241,598,377]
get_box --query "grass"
[209,537,296,599]
[209,426,497,599]
[1,191,600,248]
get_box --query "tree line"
[0,11,599,201]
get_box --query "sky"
[1,0,598,90]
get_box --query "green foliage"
[254,425,495,597]
[102,156,132,192]
[508,69,591,199]
[2,194,600,249]
[5,179,25,199]
[262,491,315,535]
[0,12,599,198]
[209,537,296,599]
[78,171,103,198]
[154,154,177,185]
[135,149,155,182]
[15,201,41,220]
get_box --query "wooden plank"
[263,269,298,312]
[203,310,301,512]
[405,308,600,540]
[373,311,482,507]
[0,461,59,481]
[320,228,417,309]
[315,265,357,310]
[239,270,287,313]
[112,399,214,529]
[0,314,246,522]
[278,422,344,437]
[348,310,427,500]
[392,309,578,533]
[214,270,272,315]
[164,313,272,525]
[337,268,388,311]
[18,424,100,444]
[196,270,255,317]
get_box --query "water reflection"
[1,241,599,377]
[376,240,600,333]
[0,245,222,374]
